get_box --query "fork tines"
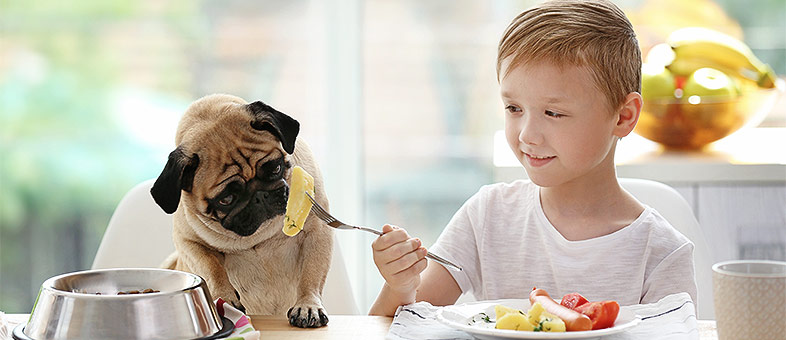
[305,192,334,223]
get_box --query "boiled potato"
[496,312,534,331]
[494,304,524,320]
[539,312,566,332]
[282,166,315,237]
[526,302,545,326]
[492,302,565,332]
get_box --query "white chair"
[620,177,714,320]
[92,179,360,315]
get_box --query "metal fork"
[306,192,462,271]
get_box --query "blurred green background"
[1,0,205,311]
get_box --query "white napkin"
[0,311,29,340]
[0,311,8,340]
[386,292,698,340]
[388,302,474,340]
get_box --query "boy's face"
[500,60,619,187]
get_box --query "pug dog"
[150,94,333,328]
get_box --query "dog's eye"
[218,194,234,206]
[257,159,285,181]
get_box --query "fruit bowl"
[13,268,234,340]
[636,79,783,150]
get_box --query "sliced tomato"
[560,292,589,310]
[574,301,620,330]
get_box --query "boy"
[369,0,697,316]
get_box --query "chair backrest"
[92,179,360,315]
[620,177,714,319]
[92,179,176,269]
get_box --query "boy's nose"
[518,114,543,146]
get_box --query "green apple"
[641,63,677,100]
[682,67,738,101]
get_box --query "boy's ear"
[613,92,642,138]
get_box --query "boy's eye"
[545,110,564,118]
[505,105,522,113]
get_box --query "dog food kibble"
[116,289,159,295]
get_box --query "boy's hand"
[372,224,429,296]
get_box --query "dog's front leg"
[177,239,245,313]
[287,223,333,328]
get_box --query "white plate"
[436,299,641,340]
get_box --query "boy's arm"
[417,261,463,304]
[368,282,418,316]
[369,261,462,316]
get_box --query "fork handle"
[356,226,463,271]
[424,252,463,271]
[356,225,383,236]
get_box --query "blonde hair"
[497,0,641,112]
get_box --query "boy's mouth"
[523,152,555,167]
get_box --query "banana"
[666,27,777,88]
[668,56,760,88]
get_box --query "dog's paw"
[231,290,246,314]
[215,288,245,313]
[287,304,329,328]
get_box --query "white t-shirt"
[430,180,697,306]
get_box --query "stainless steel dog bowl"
[13,268,234,340]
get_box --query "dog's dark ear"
[150,147,200,214]
[247,101,300,154]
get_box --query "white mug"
[712,260,786,340]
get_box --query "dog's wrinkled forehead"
[175,94,299,153]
